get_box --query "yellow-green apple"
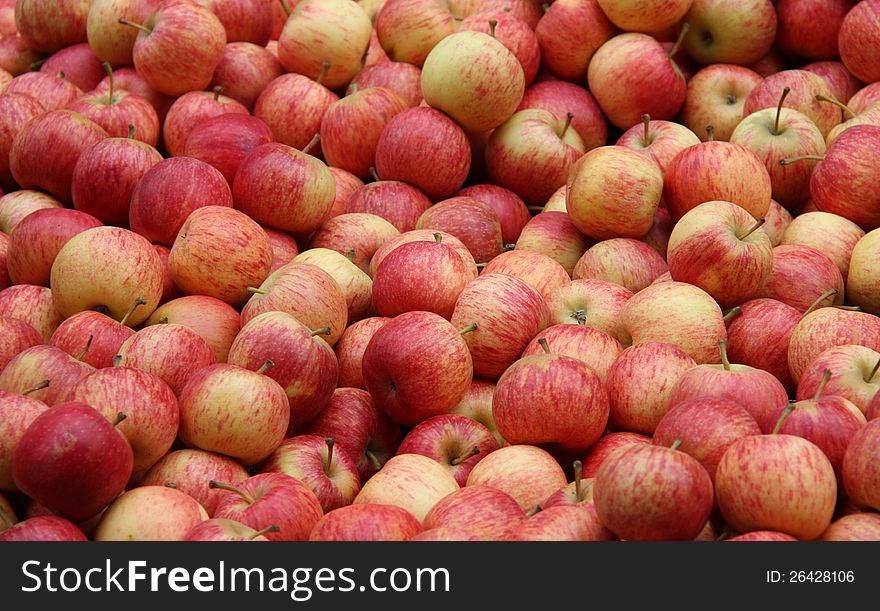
[486,109,585,206]
[583,432,652,477]
[333,317,391,389]
[480,250,570,302]
[0,390,47,492]
[129,157,233,246]
[535,0,614,82]
[458,9,540,84]
[169,206,273,306]
[50,226,163,324]
[0,285,63,343]
[71,134,163,226]
[744,70,840,138]
[599,0,691,31]
[253,73,337,151]
[821,513,880,541]
[616,115,701,173]
[842,418,880,510]
[782,212,864,279]
[667,200,773,308]
[310,213,400,273]
[68,73,160,146]
[545,279,632,342]
[423,485,522,541]
[369,229,476,278]
[262,435,360,512]
[0,34,41,77]
[0,190,63,235]
[466,444,566,511]
[6,71,83,111]
[450,378,503,447]
[715,432,837,539]
[144,295,240,363]
[587,32,687,130]
[13,401,132,522]
[803,61,864,113]
[848,229,880,315]
[68,367,178,472]
[494,346,609,451]
[320,87,408,179]
[725,298,800,393]
[209,42,282,110]
[663,140,772,222]
[573,238,668,293]
[375,0,455,66]
[49,308,138,369]
[263,226,299,274]
[0,93,45,188]
[348,61,423,108]
[139,448,248,516]
[594,442,714,540]
[86,0,164,66]
[278,0,371,89]
[682,0,777,65]
[310,503,421,541]
[0,516,88,541]
[178,363,289,465]
[362,311,473,425]
[293,248,372,323]
[514,211,594,275]
[763,200,793,247]
[605,342,696,434]
[198,0,274,45]
[94,66,174,122]
[567,146,662,240]
[6,208,102,286]
[451,273,550,379]
[346,181,432,232]
[184,113,273,186]
[0,317,41,371]
[797,346,880,415]
[183,518,275,542]
[849,82,880,115]
[758,244,844,312]
[620,281,727,364]
[417,197,504,264]
[522,324,621,383]
[776,0,851,60]
[241,262,348,345]
[9,110,108,203]
[353,453,458,522]
[120,1,226,97]
[838,0,880,84]
[517,82,607,155]
[162,88,248,157]
[302,387,401,481]
[653,397,761,483]
[396,414,499,486]
[14,0,90,53]
[680,64,763,142]
[94,485,207,541]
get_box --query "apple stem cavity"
[111,412,127,427]
[488,19,497,38]
[279,0,291,17]
[670,439,683,452]
[526,504,542,517]
[317,60,330,86]
[450,446,480,466]
[772,403,796,435]
[538,338,552,354]
[722,306,742,323]
[641,114,651,145]
[209,480,255,505]
[779,154,825,166]
[542,2,550,12]
[573,460,584,503]
[119,296,147,327]
[572,309,587,325]
[773,87,791,135]
[737,217,766,240]
[325,438,335,470]
[559,112,574,139]
[369,166,380,182]
[668,22,690,59]
[815,95,856,119]
[458,323,478,335]
[213,85,223,101]
[76,335,94,361]
[717,339,731,371]
[117,18,152,36]
[247,287,268,295]
[256,359,275,375]
[250,525,280,539]
[302,132,321,156]
[803,288,839,317]
[365,449,383,472]
[21,379,50,396]
[310,327,332,337]
[866,358,880,383]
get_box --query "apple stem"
[256,359,275,375]
[209,480,255,505]
[572,309,587,325]
[111,412,127,427]
[670,439,683,452]
[310,327,332,337]
[127,124,136,139]
[279,0,291,17]
[803,288,839,317]
[117,18,152,36]
[866,358,880,384]
[119,296,147,327]
[771,403,796,435]
[458,323,478,335]
[737,217,766,240]
[770,87,791,135]
[542,2,550,12]
[717,339,731,371]
[325,438,334,470]
[102,62,114,105]
[573,460,583,503]
[365,449,383,472]
[346,249,356,262]
[450,446,480,466]
[247,287,268,295]
[433,232,443,244]
[526,205,544,212]
[779,155,825,166]
[705,125,715,141]
[667,22,690,59]
[834,305,861,311]
[213,85,223,101]
[475,262,488,269]
[722,306,742,323]
[250,524,280,539]
[29,57,47,70]
[526,504,542,517]
[350,81,359,95]
[316,60,330,86]
[815,95,856,119]
[559,112,574,139]
[641,114,651,146]
[369,166,380,182]
[538,338,552,354]
[302,132,320,156]
[21,379,50,396]
[75,335,94,361]
[813,368,832,402]
[488,19,497,38]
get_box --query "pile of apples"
[1,0,880,543]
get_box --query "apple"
[144,295,240,363]
[0,190,63,235]
[803,61,864,111]
[184,113,273,186]
[0,93,45,188]
[49,308,139,369]
[680,64,763,142]
[515,211,594,276]
[200,0,274,46]
[838,0,880,85]
[842,419,880,511]
[535,0,614,82]
[292,248,372,323]
[457,9,539,85]
[744,70,841,139]
[583,432,652,477]
[781,212,864,280]
[68,70,160,146]
[451,187,524,249]
[545,279,632,342]
[573,238,668,294]
[0,285,64,343]
[323,167,364,223]
[375,0,455,67]
[183,519,276,542]
[93,66,174,122]
[466,444,566,512]
[0,316,41,372]
[758,244,844,313]
[86,0,165,67]
[348,61,423,108]
[522,324,621,383]
[0,516,87,542]
[517,80,608,153]
[369,229,476,280]
[450,378,504,447]
[412,527,480,541]
[506,504,613,541]
[333,317,391,389]
[254,73,338,151]
[682,0,777,65]
[37,43,102,93]
[776,0,851,60]
[480,251,569,303]
[209,42,282,110]
[0,389,48,492]
[762,200,793,247]
[0,35,42,77]
[797,346,880,415]
[416,197,503,264]
[345,181,432,233]
[616,115,701,173]
[825,105,880,148]
[422,485,522,541]
[821,513,880,541]
[309,213,400,274]
[94,485,207,541]
[14,0,90,53]
[849,82,880,115]
[162,88,248,157]
[310,503,421,541]
[726,531,799,542]
[6,69,83,112]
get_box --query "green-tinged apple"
[293,248,373,323]
[545,279,632,343]
[682,0,777,65]
[466,444,566,512]
[680,64,763,142]
[847,229,880,315]
[94,485,207,541]
[450,378,504,447]
[515,211,594,276]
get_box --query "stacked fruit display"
[1,0,880,542]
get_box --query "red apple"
[201,0,274,45]
[838,0,880,85]
[821,513,880,541]
[86,0,165,67]
[309,213,400,273]
[515,211,593,276]
[0,389,47,492]
[744,70,841,139]
[68,71,160,146]
[144,295,241,363]
[545,279,632,343]
[535,0,615,82]
[616,115,701,173]
[94,66,174,122]
[573,238,668,294]
[333,317,391,390]
[0,316,41,372]
[14,0,90,53]
[309,503,420,541]
[466,444,566,512]
[759,244,844,313]
[0,285,63,343]
[209,42,282,110]
[348,60,423,108]
[842,418,880,511]
[782,212,864,279]
[582,432,653,477]
[37,42,102,92]
[803,61,864,111]
[345,181,432,233]
[49,308,138,369]
[0,93,45,189]
[522,324,620,383]
[797,346,880,415]
[0,516,87,542]
[0,190,63,235]
[480,250,570,302]
[416,197,504,264]
[183,113,273,186]
[776,0,851,60]
[456,184,530,246]
[680,64,763,143]
[458,9,539,85]
[183,518,275,542]
[162,87,248,157]
[682,0,777,66]
[253,73,338,151]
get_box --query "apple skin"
[309,213,400,274]
[346,181,432,233]
[333,317,391,390]
[838,0,880,85]
[522,324,621,384]
[348,61,423,108]
[763,200,793,247]
[68,82,161,147]
[6,208,103,287]
[715,434,837,540]
[802,61,863,114]
[682,0,777,66]
[139,449,249,517]
[0,285,64,343]
[310,503,421,541]
[417,197,504,265]
[0,516,88,542]
[209,42,282,111]
[94,486,208,541]
[451,273,550,380]
[776,0,851,60]
[183,518,271,542]
[49,311,135,369]
[253,73,337,151]
[680,64,763,143]
[616,119,701,174]
[594,443,714,541]
[587,33,686,130]
[0,190,64,235]
[849,82,880,115]
[667,200,774,309]
[517,80,608,153]
[9,110,108,204]
[450,187,524,247]
[797,345,880,415]
[228,311,338,426]
[842,419,880,511]
[86,0,165,67]
[293,248,372,323]
[184,114,273,186]
[480,251,570,303]
[744,70,841,140]
[375,0,455,67]
[758,244,844,313]
[782,212,864,279]
[14,0,90,53]
[323,168,364,223]
[535,0,614,82]
[0,93,45,188]
[653,398,762,483]
[515,211,594,276]
[574,238,668,294]
[567,146,663,241]
[13,402,133,523]
[412,527,480,541]
[583,432,653,477]
[545,279,632,343]
[726,530,799,542]
[94,66,174,123]
[144,295,240,363]
[369,229,476,279]
[825,105,880,148]
[0,390,48,492]
[844,229,880,315]
[466,444,567,512]
[458,9,539,85]
[663,140,772,222]
[788,307,880,384]
[162,89,248,158]
[423,485,523,541]
[821,513,880,541]
[200,0,274,46]
[505,504,613,541]
[0,316,41,372]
